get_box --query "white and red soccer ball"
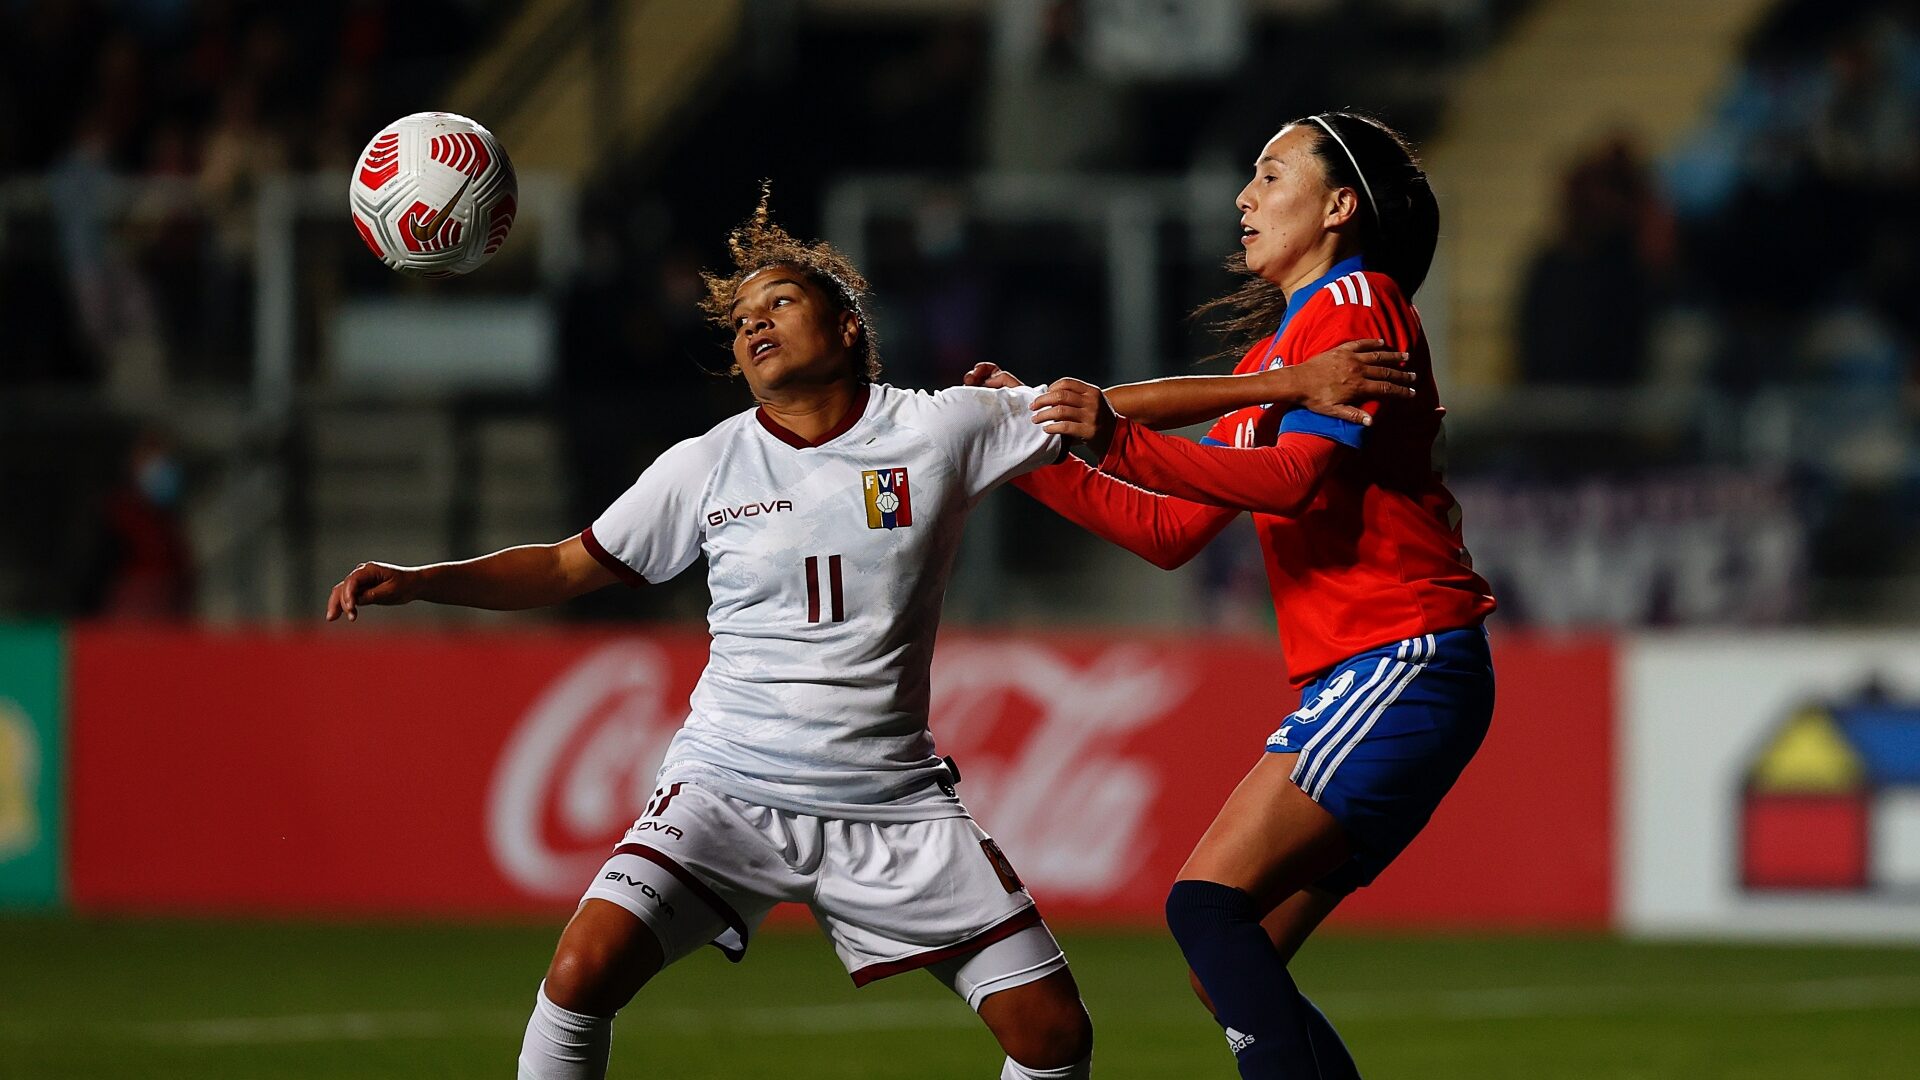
[349,112,517,277]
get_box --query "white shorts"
[580,780,1066,1007]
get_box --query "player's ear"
[840,310,860,348]
[1327,187,1360,230]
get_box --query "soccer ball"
[348,112,517,277]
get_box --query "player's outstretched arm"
[1107,340,1412,430]
[963,340,1411,432]
[1013,459,1237,570]
[1031,379,1341,519]
[324,534,620,621]
[1098,420,1341,519]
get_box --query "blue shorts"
[1266,626,1495,894]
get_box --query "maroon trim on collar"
[755,383,871,449]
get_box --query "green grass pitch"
[2,916,1916,1078]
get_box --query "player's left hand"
[326,561,418,622]
[1031,377,1116,458]
[1292,338,1415,425]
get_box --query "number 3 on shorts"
[980,839,1025,894]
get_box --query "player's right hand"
[1292,339,1416,425]
[1031,377,1117,457]
[326,562,418,622]
[961,362,1026,389]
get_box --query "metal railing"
[6,170,1917,625]
[0,171,579,620]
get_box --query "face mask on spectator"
[137,455,183,508]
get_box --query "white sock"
[1000,1053,1091,1079]
[516,982,614,1080]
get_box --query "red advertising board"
[1335,633,1614,928]
[67,626,1609,927]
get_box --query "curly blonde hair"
[699,183,881,382]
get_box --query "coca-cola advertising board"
[67,626,1609,926]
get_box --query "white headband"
[1309,115,1379,222]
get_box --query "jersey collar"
[1287,253,1366,322]
[1256,255,1367,369]
[755,382,872,449]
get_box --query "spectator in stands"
[1517,136,1673,386]
[1660,4,1919,393]
[51,107,167,402]
[81,431,196,620]
[1815,12,1920,176]
[196,80,285,372]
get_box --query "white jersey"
[584,382,1064,821]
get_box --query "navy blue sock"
[1166,880,1357,1079]
[1300,993,1360,1080]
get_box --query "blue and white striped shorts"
[1267,625,1495,893]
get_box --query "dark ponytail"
[1193,111,1437,358]
[1306,111,1438,297]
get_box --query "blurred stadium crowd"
[1,1,506,387]
[1526,2,1920,397]
[1486,0,1920,625]
[1,0,1917,627]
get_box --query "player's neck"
[756,380,863,444]
[1276,238,1354,300]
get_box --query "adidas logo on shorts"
[1225,1027,1256,1054]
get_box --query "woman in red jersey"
[973,112,1495,1080]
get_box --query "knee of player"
[1164,878,1256,944]
[1163,884,1190,938]
[1002,994,1093,1069]
[1162,881,1204,941]
[543,936,627,1014]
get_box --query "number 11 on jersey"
[805,555,845,623]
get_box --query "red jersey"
[1183,257,1493,683]
[1016,256,1493,687]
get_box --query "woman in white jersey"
[324,194,1408,1080]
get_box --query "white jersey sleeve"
[926,385,1065,499]
[584,436,718,584]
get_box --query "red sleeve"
[1012,456,1237,571]
[1099,418,1344,518]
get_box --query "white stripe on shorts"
[1288,656,1395,782]
[1296,635,1431,796]
[1297,656,1406,792]
[1310,646,1431,800]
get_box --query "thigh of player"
[573,781,808,981]
[1281,627,1497,894]
[811,812,1069,1006]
